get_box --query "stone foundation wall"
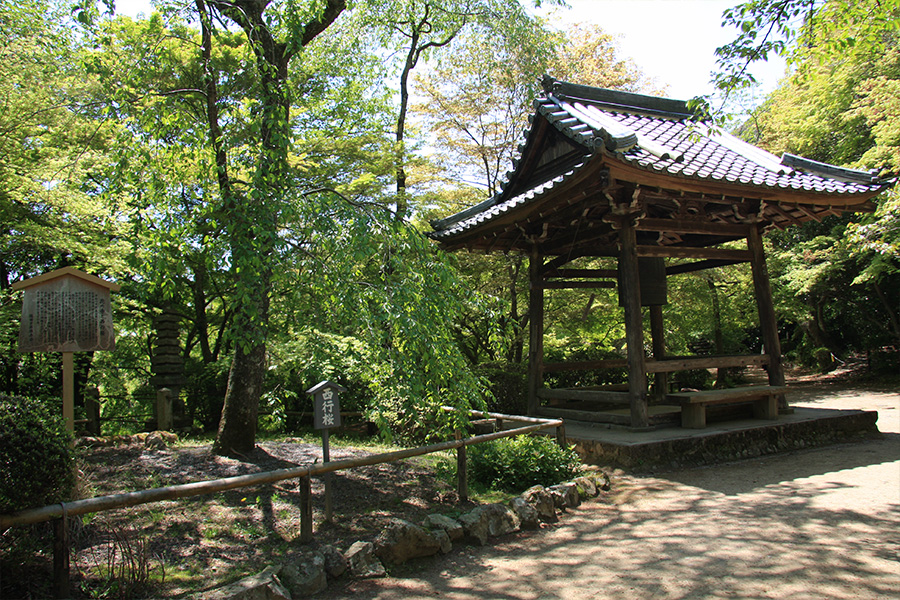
[573,410,880,472]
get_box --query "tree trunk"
[209,0,345,457]
[872,280,900,347]
[213,338,267,456]
[506,255,525,364]
[395,28,418,220]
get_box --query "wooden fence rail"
[0,410,564,598]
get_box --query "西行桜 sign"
[306,380,346,430]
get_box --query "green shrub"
[475,362,527,415]
[813,347,836,373]
[673,368,712,391]
[468,435,582,493]
[0,393,75,513]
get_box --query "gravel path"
[326,381,900,599]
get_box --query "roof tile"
[431,83,891,238]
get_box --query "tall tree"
[413,22,656,364]
[0,0,125,395]
[185,0,346,456]
[722,0,900,360]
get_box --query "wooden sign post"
[12,267,119,434]
[306,380,346,524]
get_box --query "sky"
[115,0,787,103]
[540,0,787,101]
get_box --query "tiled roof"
[430,161,587,240]
[549,100,881,193]
[430,78,892,239]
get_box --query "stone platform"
[564,407,881,472]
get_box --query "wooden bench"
[667,386,788,429]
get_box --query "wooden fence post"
[556,422,567,449]
[455,431,468,503]
[53,511,70,599]
[299,476,313,543]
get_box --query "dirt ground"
[5,366,896,599]
[322,369,900,599]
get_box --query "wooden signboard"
[308,381,345,430]
[306,380,346,523]
[13,267,119,353]
[12,267,120,434]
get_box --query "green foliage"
[474,362,528,415]
[0,393,75,513]
[713,0,900,118]
[468,435,581,493]
[544,344,627,389]
[180,358,230,431]
[262,329,374,432]
[672,369,712,391]
[869,347,900,375]
[723,0,900,358]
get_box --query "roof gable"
[430,77,894,255]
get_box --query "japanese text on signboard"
[313,387,342,430]
[18,277,115,353]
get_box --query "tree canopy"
[3,0,897,455]
[721,0,900,361]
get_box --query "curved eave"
[429,156,602,251]
[604,154,888,208]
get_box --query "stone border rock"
[200,469,612,599]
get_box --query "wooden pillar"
[556,422,567,448]
[62,352,74,435]
[526,247,544,415]
[619,221,649,428]
[748,224,787,408]
[299,476,313,543]
[53,513,70,599]
[649,305,667,401]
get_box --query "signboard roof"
[11,266,121,292]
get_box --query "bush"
[813,347,836,373]
[0,393,75,513]
[475,362,527,415]
[673,368,712,391]
[468,435,582,493]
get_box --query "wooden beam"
[543,268,617,279]
[536,406,632,426]
[637,246,752,261]
[619,219,649,428]
[794,204,827,222]
[666,258,748,275]
[766,203,803,227]
[645,354,771,373]
[539,227,619,256]
[635,217,751,237]
[537,389,630,404]
[542,358,628,372]
[542,251,593,272]
[536,281,616,290]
